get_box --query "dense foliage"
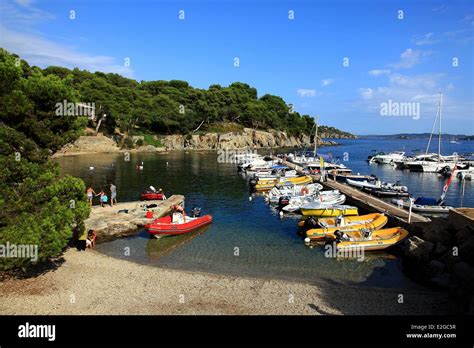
[40,63,319,137]
[0,49,90,270]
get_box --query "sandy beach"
[0,249,451,315]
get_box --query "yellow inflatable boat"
[299,205,358,217]
[254,175,313,192]
[304,213,388,239]
[329,227,409,251]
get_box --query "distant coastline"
[358,133,473,140]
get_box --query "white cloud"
[357,72,453,116]
[321,78,334,87]
[0,26,134,77]
[390,48,430,69]
[368,69,391,76]
[413,32,437,46]
[432,4,448,14]
[0,0,53,28]
[14,0,33,7]
[359,88,374,99]
[297,89,318,97]
[0,1,133,77]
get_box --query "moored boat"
[253,175,313,192]
[301,213,388,239]
[281,190,346,212]
[392,197,452,214]
[326,227,410,251]
[300,204,358,217]
[145,212,213,236]
[141,186,166,200]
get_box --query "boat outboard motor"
[278,196,290,207]
[249,178,258,187]
[190,207,202,217]
[304,217,318,229]
[362,228,372,239]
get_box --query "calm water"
[55,138,473,290]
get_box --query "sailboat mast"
[314,115,318,158]
[438,93,443,161]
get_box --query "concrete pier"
[85,195,185,242]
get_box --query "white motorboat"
[392,197,452,214]
[369,151,406,165]
[346,178,408,191]
[265,183,323,204]
[288,193,347,212]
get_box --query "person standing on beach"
[110,183,117,206]
[86,186,96,207]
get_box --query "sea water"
[55,137,473,290]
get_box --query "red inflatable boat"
[145,214,213,236]
[140,191,165,200]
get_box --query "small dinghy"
[253,175,313,192]
[266,183,323,204]
[282,190,346,212]
[326,227,409,251]
[346,178,409,197]
[302,213,388,240]
[141,186,166,200]
[392,197,452,214]
[300,204,358,217]
[145,208,212,236]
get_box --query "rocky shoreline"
[52,128,341,157]
[403,208,474,314]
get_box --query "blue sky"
[0,0,473,135]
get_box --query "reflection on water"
[54,138,473,290]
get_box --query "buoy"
[249,196,252,201]
[279,211,284,217]
[166,162,169,166]
[304,237,311,243]
[89,166,94,170]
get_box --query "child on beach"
[96,189,108,207]
[86,230,97,249]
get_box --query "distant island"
[359,133,473,140]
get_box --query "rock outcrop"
[160,128,336,150]
[53,128,340,156]
[52,134,121,157]
[403,208,474,314]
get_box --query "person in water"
[110,183,117,206]
[86,186,96,207]
[86,230,97,249]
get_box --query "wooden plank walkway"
[275,156,430,225]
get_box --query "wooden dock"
[275,156,430,225]
[84,195,184,242]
